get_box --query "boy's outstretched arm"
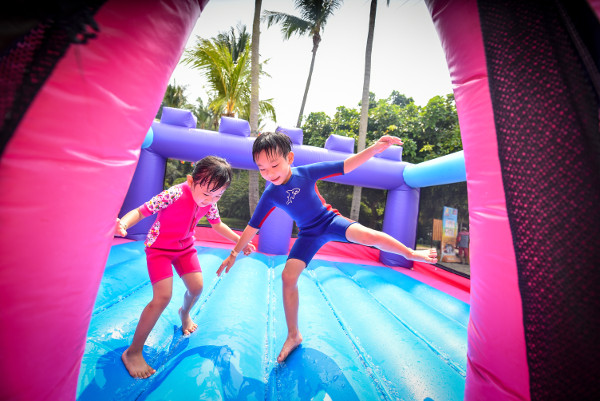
[344,135,403,174]
[115,207,144,237]
[217,225,259,276]
[210,222,256,255]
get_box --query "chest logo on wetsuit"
[286,188,301,205]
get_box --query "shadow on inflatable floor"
[78,327,363,401]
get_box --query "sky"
[169,0,454,132]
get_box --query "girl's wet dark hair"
[191,156,232,191]
[252,131,292,162]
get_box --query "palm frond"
[262,11,312,39]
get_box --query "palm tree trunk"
[350,0,377,221]
[249,0,262,214]
[296,37,320,128]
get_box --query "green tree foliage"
[181,25,275,120]
[301,91,467,240]
[164,159,194,189]
[182,38,250,117]
[156,82,193,120]
[191,97,219,130]
[332,106,360,140]
[215,23,250,64]
[302,112,332,147]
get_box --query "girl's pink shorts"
[145,245,202,284]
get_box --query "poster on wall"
[441,206,460,262]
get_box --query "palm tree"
[349,0,390,221]
[182,24,276,214]
[263,0,343,127]
[215,23,250,64]
[181,27,275,121]
[156,82,191,119]
[181,38,251,117]
[192,97,219,130]
[249,0,262,214]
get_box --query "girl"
[115,156,254,379]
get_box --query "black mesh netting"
[0,1,106,156]
[478,0,600,399]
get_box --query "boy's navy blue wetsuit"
[249,160,356,265]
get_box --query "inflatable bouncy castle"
[0,0,598,400]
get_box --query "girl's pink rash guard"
[139,182,221,249]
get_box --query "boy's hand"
[242,242,256,255]
[373,135,403,153]
[217,255,236,276]
[115,218,127,237]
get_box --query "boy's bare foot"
[179,308,198,336]
[412,248,438,264]
[277,333,303,363]
[121,349,156,379]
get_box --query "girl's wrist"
[230,249,239,257]
[119,221,128,229]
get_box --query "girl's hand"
[373,135,403,153]
[242,242,256,255]
[115,218,127,237]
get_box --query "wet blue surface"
[77,241,469,400]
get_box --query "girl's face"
[255,149,294,185]
[186,176,226,207]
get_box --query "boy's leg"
[278,258,306,363]
[122,277,173,378]
[180,272,203,335]
[345,223,437,263]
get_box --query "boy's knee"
[281,267,302,287]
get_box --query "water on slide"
[77,241,468,400]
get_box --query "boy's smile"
[255,150,294,185]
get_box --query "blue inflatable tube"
[403,151,466,188]
[77,242,469,400]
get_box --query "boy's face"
[255,149,294,185]
[186,175,227,207]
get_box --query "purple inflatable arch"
[121,108,421,267]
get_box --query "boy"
[217,132,437,363]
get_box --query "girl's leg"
[179,272,203,335]
[122,277,173,378]
[345,223,437,263]
[278,258,306,363]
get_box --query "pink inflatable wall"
[427,0,600,400]
[426,1,529,399]
[0,1,205,399]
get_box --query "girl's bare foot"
[277,333,303,363]
[179,307,198,336]
[121,349,156,379]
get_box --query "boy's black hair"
[191,156,232,191]
[252,131,292,162]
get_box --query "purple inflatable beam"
[121,109,418,266]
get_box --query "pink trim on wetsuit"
[139,182,221,249]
